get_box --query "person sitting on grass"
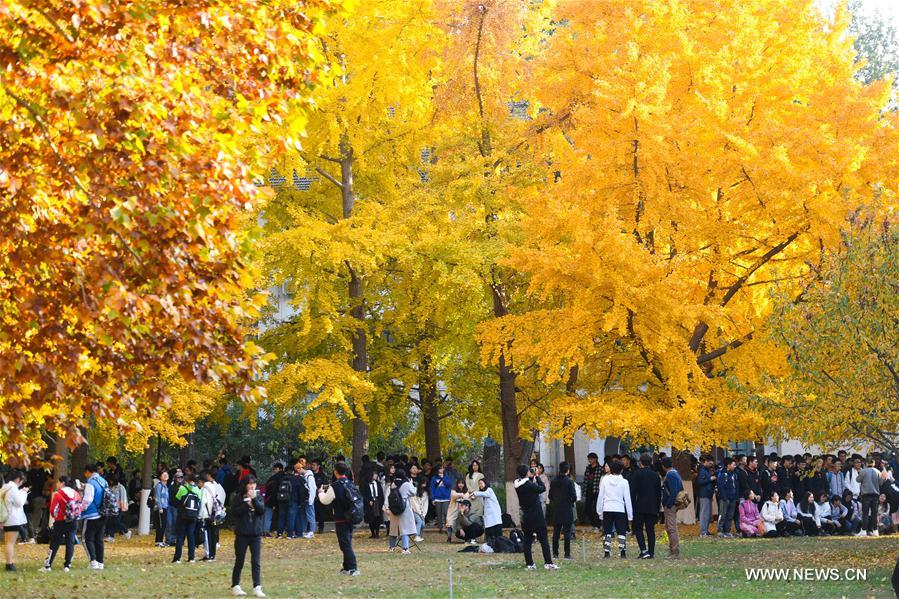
[444,479,468,544]
[778,490,804,536]
[797,491,819,536]
[840,490,862,536]
[814,492,838,536]
[739,490,762,537]
[760,491,783,538]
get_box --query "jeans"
[335,522,357,572]
[173,519,197,562]
[433,501,449,530]
[552,522,572,558]
[585,493,600,528]
[388,533,409,550]
[277,502,290,535]
[698,497,712,535]
[304,504,316,534]
[166,508,178,544]
[861,494,879,533]
[154,509,167,544]
[633,512,657,556]
[663,506,680,556]
[264,507,273,535]
[602,511,628,554]
[413,512,425,536]
[45,521,75,568]
[287,502,300,537]
[83,517,106,563]
[717,498,736,535]
[522,525,552,567]
[232,535,261,588]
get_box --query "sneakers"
[187,559,196,564]
[172,560,182,565]
[340,569,361,576]
[303,532,314,539]
[232,586,248,597]
[89,560,101,570]
[544,563,559,570]
[125,530,132,540]
[603,550,610,559]
[468,539,478,545]
[526,564,537,570]
[413,536,424,542]
[563,555,572,560]
[98,562,105,570]
[401,549,411,555]
[5,564,16,572]
[854,531,867,537]
[64,567,70,572]
[620,550,627,559]
[252,586,266,598]
[870,530,879,537]
[39,566,51,573]
[638,551,651,559]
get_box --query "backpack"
[489,535,518,553]
[387,486,406,516]
[0,487,8,525]
[341,480,365,526]
[211,490,226,524]
[508,529,525,553]
[99,485,120,519]
[277,479,292,503]
[674,490,691,511]
[146,486,156,510]
[64,492,83,523]
[180,490,200,521]
[298,476,310,504]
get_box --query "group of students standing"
[693,452,899,539]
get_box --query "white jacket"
[596,474,633,520]
[844,468,861,497]
[473,487,503,529]
[1,481,28,527]
[304,471,317,506]
[760,500,783,533]
[200,484,216,520]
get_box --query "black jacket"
[548,475,577,526]
[231,493,265,537]
[746,468,762,497]
[515,477,547,530]
[361,479,383,522]
[630,466,662,515]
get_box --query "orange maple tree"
[0,1,337,464]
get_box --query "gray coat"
[386,481,417,537]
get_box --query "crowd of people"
[2,448,898,596]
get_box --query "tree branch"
[315,166,343,190]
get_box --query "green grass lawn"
[4,525,896,598]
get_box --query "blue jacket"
[83,473,108,519]
[429,474,451,502]
[661,469,683,508]
[154,481,169,511]
[717,469,739,501]
[696,465,714,499]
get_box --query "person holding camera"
[514,464,558,571]
[230,475,266,597]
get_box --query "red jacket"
[49,486,80,522]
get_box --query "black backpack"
[298,475,310,504]
[489,535,519,553]
[341,480,364,526]
[387,486,406,515]
[180,491,200,521]
[508,529,525,553]
[277,479,292,503]
[99,486,120,519]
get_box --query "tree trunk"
[138,442,154,535]
[52,434,69,479]
[419,355,442,460]
[342,139,368,479]
[71,427,89,482]
[563,365,579,474]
